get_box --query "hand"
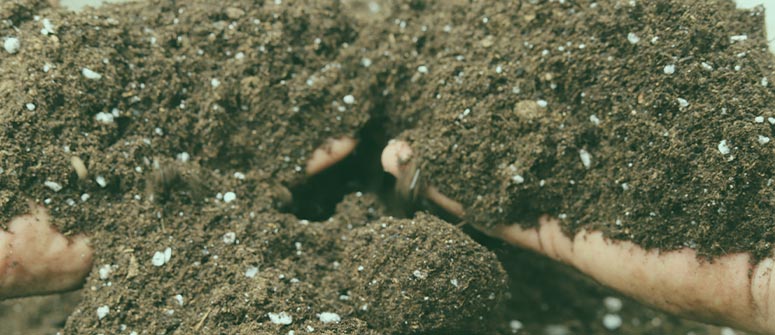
[0,137,356,300]
[382,139,775,334]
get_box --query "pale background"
[59,0,775,53]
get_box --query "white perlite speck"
[589,114,600,126]
[211,78,221,88]
[223,232,236,244]
[626,32,640,44]
[95,175,108,188]
[245,266,259,278]
[509,320,524,332]
[174,294,184,306]
[536,99,548,108]
[176,152,190,162]
[512,174,525,184]
[318,312,341,323]
[97,305,110,320]
[602,314,622,330]
[412,269,427,279]
[663,64,675,75]
[718,140,731,155]
[267,312,293,325]
[82,68,102,80]
[603,297,623,312]
[730,34,748,42]
[677,98,689,108]
[152,247,172,267]
[758,135,771,145]
[98,265,112,280]
[343,95,355,104]
[579,149,592,169]
[26,103,35,111]
[720,327,737,335]
[755,116,765,123]
[763,77,769,87]
[223,191,237,203]
[417,65,428,73]
[4,37,20,54]
[41,18,56,35]
[44,181,63,192]
[95,112,114,124]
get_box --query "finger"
[0,205,94,299]
[306,136,357,176]
[490,218,774,334]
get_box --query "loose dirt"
[0,0,769,334]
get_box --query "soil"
[0,0,769,334]
[393,0,775,261]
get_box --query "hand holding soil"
[4,0,775,334]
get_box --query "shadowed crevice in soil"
[283,116,391,221]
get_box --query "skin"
[381,139,775,335]
[0,136,356,299]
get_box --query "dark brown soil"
[390,0,775,261]
[0,0,769,334]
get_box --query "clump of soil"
[383,0,775,260]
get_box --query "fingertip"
[381,139,412,177]
[306,136,357,176]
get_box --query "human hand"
[0,137,356,300]
[382,139,775,334]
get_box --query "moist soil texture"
[0,0,770,334]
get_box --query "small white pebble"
[245,266,259,278]
[211,78,221,88]
[536,99,548,108]
[318,312,341,324]
[730,34,748,42]
[663,64,675,75]
[223,232,236,244]
[4,37,20,54]
[25,103,36,111]
[176,152,190,162]
[602,314,622,330]
[96,175,108,188]
[677,98,689,108]
[589,114,600,125]
[579,149,592,169]
[223,191,237,203]
[151,251,167,267]
[343,94,355,105]
[603,297,623,312]
[512,174,525,184]
[233,172,246,180]
[95,112,114,124]
[98,265,112,280]
[267,312,293,325]
[417,65,428,74]
[412,269,427,279]
[626,32,640,44]
[763,77,769,87]
[44,181,63,192]
[81,193,90,202]
[769,117,775,125]
[718,140,731,155]
[174,294,184,306]
[755,116,765,123]
[720,327,737,335]
[701,62,713,71]
[361,57,373,67]
[82,68,102,80]
[97,306,110,320]
[758,135,770,145]
[509,320,524,332]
